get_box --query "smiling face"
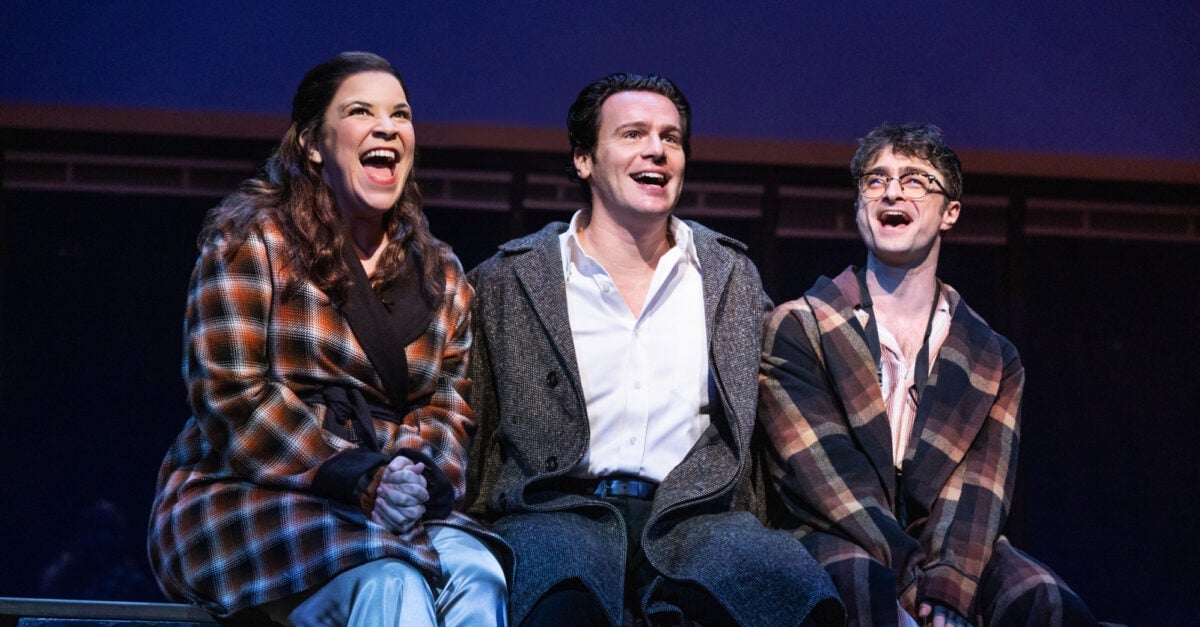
[855,145,960,269]
[573,90,685,227]
[307,71,414,222]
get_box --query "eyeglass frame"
[855,171,951,201]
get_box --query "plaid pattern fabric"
[148,217,496,617]
[760,266,1023,619]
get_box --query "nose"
[372,114,399,137]
[643,135,666,163]
[882,176,905,201]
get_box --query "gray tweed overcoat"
[464,221,843,626]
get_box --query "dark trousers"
[521,493,738,627]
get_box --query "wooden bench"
[0,597,217,626]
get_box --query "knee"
[982,564,1097,626]
[373,558,432,587]
[523,580,607,627]
[451,556,507,596]
[1007,578,1096,625]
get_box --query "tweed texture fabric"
[465,221,843,627]
[147,216,507,617]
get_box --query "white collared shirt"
[559,210,711,483]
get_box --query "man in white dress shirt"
[466,73,841,627]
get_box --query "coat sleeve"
[183,228,391,500]
[916,341,1023,615]
[400,259,478,513]
[759,301,925,582]
[461,265,505,519]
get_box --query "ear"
[300,134,322,165]
[573,147,592,180]
[939,200,961,232]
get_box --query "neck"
[343,216,388,279]
[577,209,673,270]
[864,253,938,319]
[344,217,386,260]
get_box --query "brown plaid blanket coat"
[147,217,504,617]
[759,266,1023,619]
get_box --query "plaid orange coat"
[147,217,505,617]
[759,266,1023,619]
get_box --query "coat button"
[545,456,558,472]
[546,371,559,387]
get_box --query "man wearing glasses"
[759,123,1099,626]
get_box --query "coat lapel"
[504,224,586,414]
[806,267,898,501]
[694,228,733,341]
[693,226,738,436]
[906,287,1004,504]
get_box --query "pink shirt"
[856,285,952,468]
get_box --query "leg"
[428,525,509,627]
[521,578,609,627]
[263,558,437,627]
[647,578,740,627]
[976,537,1099,627]
[805,535,899,627]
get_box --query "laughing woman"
[147,52,510,626]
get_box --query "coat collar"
[805,267,896,492]
[499,219,749,381]
[500,219,755,504]
[503,222,583,392]
[804,266,1006,508]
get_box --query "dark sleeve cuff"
[399,447,454,519]
[312,448,390,505]
[919,563,977,618]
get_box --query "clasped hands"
[370,455,430,534]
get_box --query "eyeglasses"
[857,172,947,200]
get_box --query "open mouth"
[631,172,668,187]
[360,148,399,183]
[879,210,913,228]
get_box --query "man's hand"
[370,456,430,534]
[918,602,968,627]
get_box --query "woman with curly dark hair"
[148,51,509,626]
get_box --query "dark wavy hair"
[565,72,691,199]
[850,122,963,202]
[199,51,447,304]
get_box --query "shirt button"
[629,437,638,446]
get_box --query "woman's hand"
[370,456,430,534]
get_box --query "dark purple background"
[2,2,1197,623]
[3,1,1198,160]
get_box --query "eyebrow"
[337,100,411,113]
[612,121,683,135]
[865,165,936,177]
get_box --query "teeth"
[362,149,396,162]
[880,211,911,226]
[633,172,666,185]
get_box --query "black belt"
[562,476,658,500]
